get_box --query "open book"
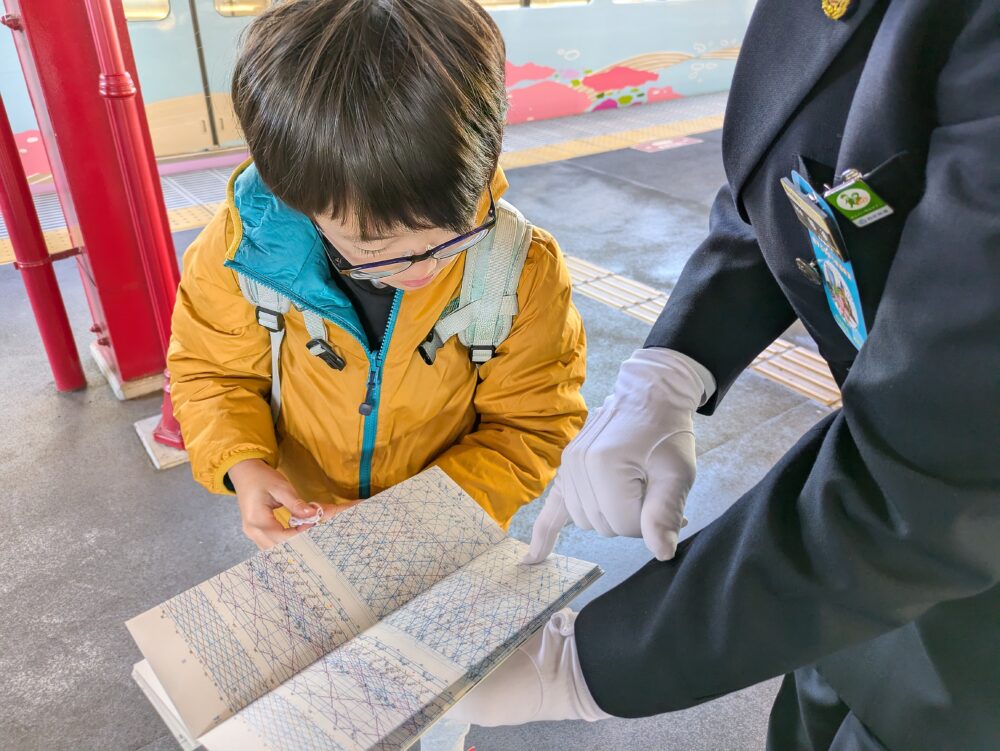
[127,468,602,750]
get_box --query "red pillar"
[83,0,183,449]
[0,94,85,392]
[3,0,167,384]
[3,0,184,448]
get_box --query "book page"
[131,661,200,751]
[127,468,506,737]
[200,537,601,751]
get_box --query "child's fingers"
[269,485,314,519]
[241,494,301,547]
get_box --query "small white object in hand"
[288,502,324,528]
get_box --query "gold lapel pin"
[822,0,854,20]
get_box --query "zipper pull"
[359,367,377,415]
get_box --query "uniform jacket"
[575,1,1000,748]
[168,162,587,527]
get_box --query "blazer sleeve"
[645,183,796,413]
[575,0,1000,717]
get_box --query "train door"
[191,0,270,149]
[125,1,216,155]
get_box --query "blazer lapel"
[722,0,885,218]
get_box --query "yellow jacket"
[168,162,586,527]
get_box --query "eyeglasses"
[318,188,497,281]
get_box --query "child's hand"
[229,459,316,549]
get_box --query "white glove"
[447,609,611,727]
[525,348,715,563]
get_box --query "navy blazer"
[575,1,1000,748]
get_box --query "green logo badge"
[826,179,893,227]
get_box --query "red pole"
[83,0,184,449]
[0,94,86,392]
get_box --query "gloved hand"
[447,609,611,727]
[525,348,714,563]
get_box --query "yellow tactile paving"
[0,227,73,265]
[752,347,842,406]
[579,276,662,311]
[565,255,614,285]
[568,254,843,407]
[751,339,795,366]
[499,114,726,170]
[625,297,668,325]
[166,204,216,231]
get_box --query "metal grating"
[165,170,228,205]
[209,168,235,186]
[0,192,67,237]
[158,177,197,210]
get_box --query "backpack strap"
[236,274,344,424]
[237,274,290,422]
[419,199,532,366]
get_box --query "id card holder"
[781,171,868,349]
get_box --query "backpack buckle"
[306,338,346,371]
[418,329,444,366]
[469,345,495,364]
[256,306,285,333]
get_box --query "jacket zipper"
[228,263,403,498]
[358,290,403,498]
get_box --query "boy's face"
[314,213,461,291]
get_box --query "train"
[0,0,752,181]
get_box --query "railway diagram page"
[127,467,601,751]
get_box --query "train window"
[214,0,270,16]
[122,0,170,21]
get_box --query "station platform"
[1,93,837,750]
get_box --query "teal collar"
[223,164,364,335]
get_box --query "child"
[168,0,587,552]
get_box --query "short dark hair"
[232,0,507,240]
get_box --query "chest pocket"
[797,151,924,332]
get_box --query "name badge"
[781,171,868,350]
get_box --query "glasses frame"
[320,188,497,280]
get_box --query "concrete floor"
[0,121,830,750]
